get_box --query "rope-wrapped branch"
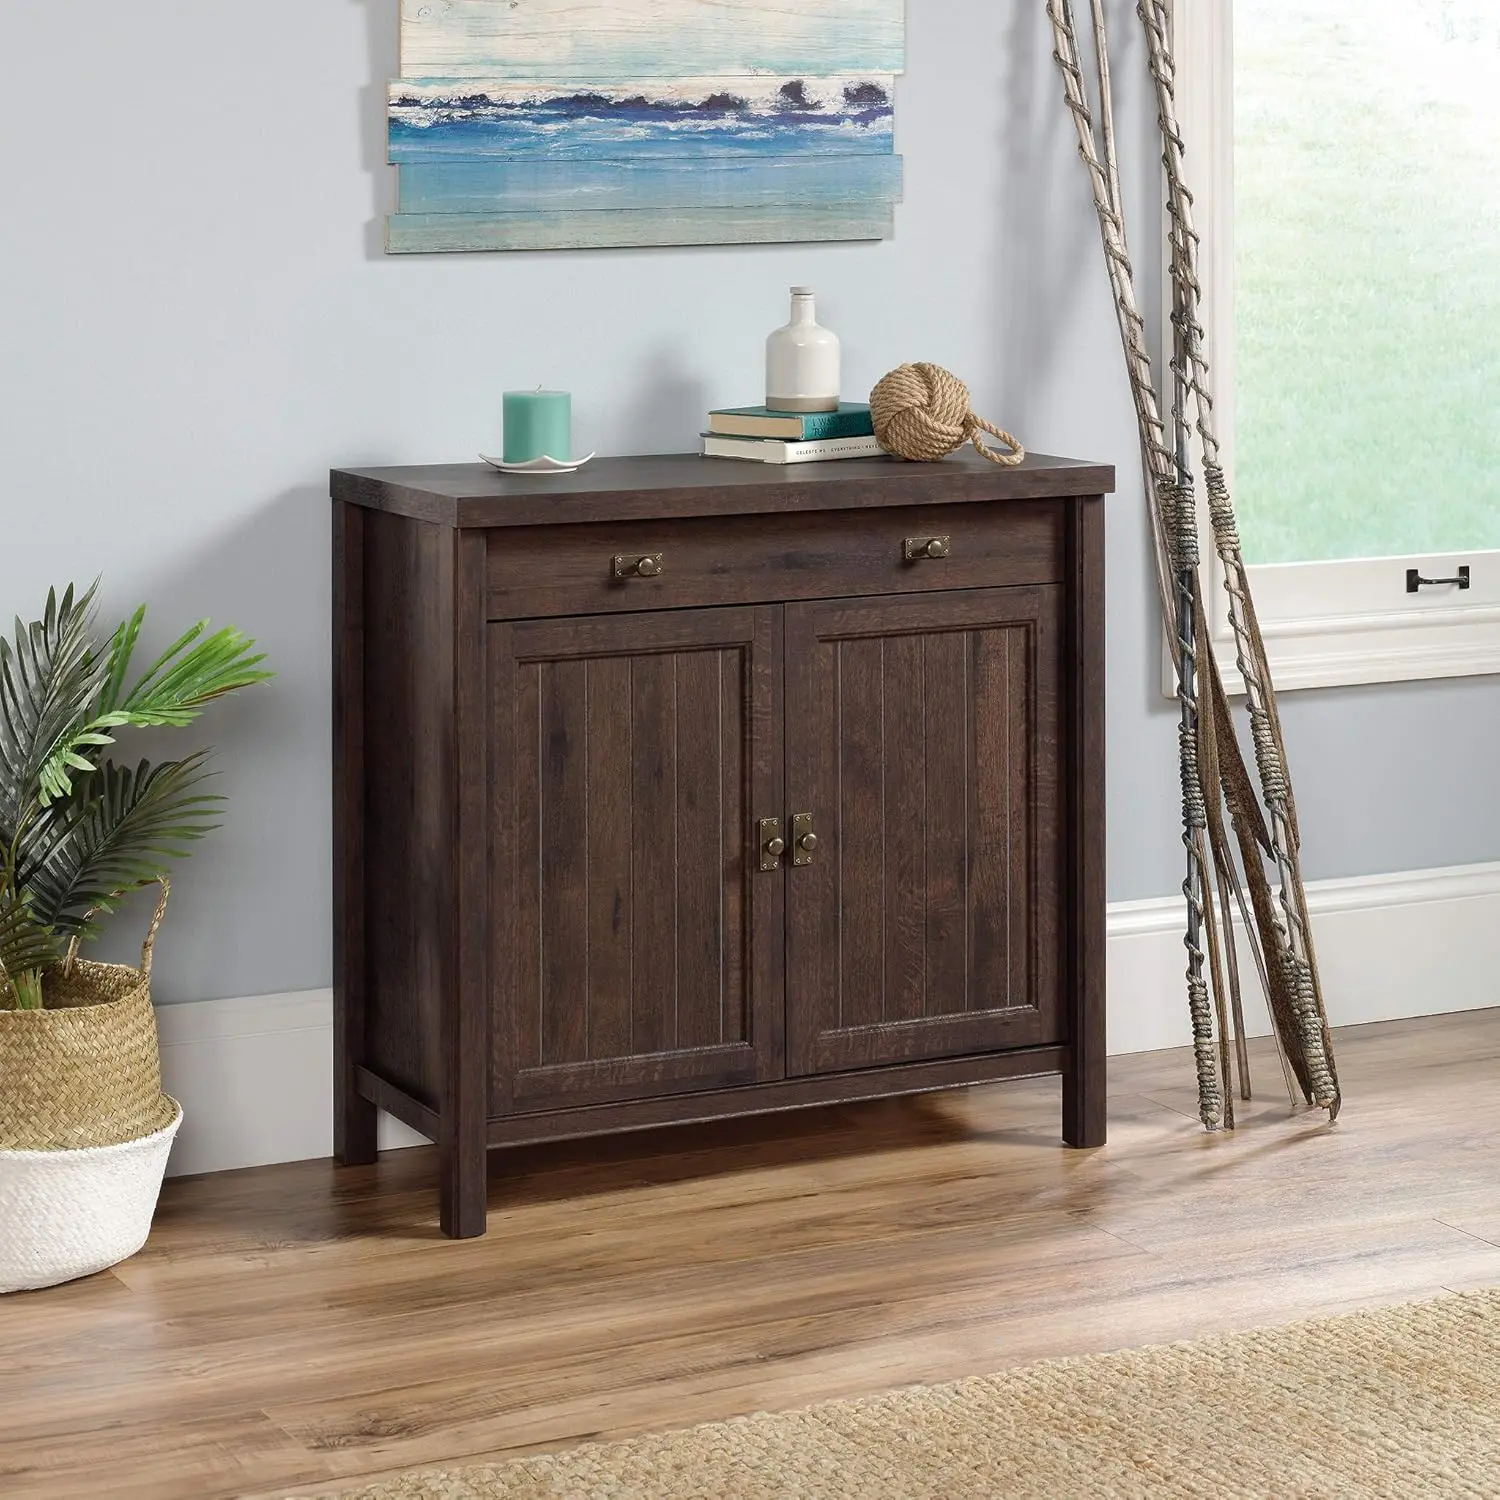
[1046,0,1340,1125]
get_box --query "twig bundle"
[1046,0,1340,1126]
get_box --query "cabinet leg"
[1063,1059,1107,1149]
[439,1133,489,1239]
[335,1067,379,1166]
[1062,495,1107,1151]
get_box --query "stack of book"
[701,402,884,464]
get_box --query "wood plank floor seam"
[1435,1218,1500,1252]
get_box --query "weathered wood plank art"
[385,0,905,253]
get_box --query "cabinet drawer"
[485,502,1063,619]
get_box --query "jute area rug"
[304,1291,1500,1499]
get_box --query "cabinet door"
[490,606,784,1113]
[785,588,1063,1074]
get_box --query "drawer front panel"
[485,502,1063,619]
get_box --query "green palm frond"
[0,584,270,1006]
[21,753,222,934]
[0,892,61,1007]
[21,604,272,809]
[101,614,273,726]
[0,581,116,823]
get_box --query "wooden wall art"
[386,0,905,253]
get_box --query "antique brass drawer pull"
[613,553,664,579]
[903,535,951,561]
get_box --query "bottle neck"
[789,294,817,326]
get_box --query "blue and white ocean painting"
[389,77,895,162]
[385,1,905,252]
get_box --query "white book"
[701,433,887,465]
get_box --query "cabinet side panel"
[333,500,377,1162]
[1062,494,1108,1147]
[362,510,453,1107]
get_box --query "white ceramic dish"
[479,452,596,475]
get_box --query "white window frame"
[1172,3,1500,693]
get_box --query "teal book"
[707,402,874,441]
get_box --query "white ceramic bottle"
[765,287,840,413]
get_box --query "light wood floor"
[4,1009,1499,1500]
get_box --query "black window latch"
[1406,566,1470,593]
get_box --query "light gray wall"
[2,3,1495,1002]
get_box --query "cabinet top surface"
[330,450,1115,529]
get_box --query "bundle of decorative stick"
[1046,0,1340,1127]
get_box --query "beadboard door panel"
[784,587,1064,1074]
[489,606,785,1112]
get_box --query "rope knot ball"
[870,362,1025,466]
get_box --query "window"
[1175,1,1500,690]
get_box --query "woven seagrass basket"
[0,881,177,1151]
[0,881,182,1292]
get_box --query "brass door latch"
[759,814,817,870]
[791,812,818,866]
[758,817,786,872]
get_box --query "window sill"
[1210,606,1500,694]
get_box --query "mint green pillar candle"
[502,389,571,463]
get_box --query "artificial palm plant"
[0,583,270,1010]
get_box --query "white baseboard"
[155,861,1500,1177]
[155,991,428,1178]
[1103,861,1500,1056]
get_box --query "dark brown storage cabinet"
[330,452,1112,1237]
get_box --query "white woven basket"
[0,1099,182,1293]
